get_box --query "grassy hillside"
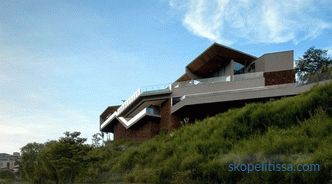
[75,82,331,184]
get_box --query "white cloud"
[328,50,332,57]
[182,0,231,44]
[326,47,332,57]
[170,0,331,44]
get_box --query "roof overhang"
[186,43,257,77]
[175,73,191,82]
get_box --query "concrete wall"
[172,77,265,98]
[172,80,332,114]
[226,60,234,76]
[255,51,294,72]
[254,57,265,72]
[172,83,298,113]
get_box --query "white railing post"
[116,83,173,116]
[117,88,142,115]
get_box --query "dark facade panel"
[159,99,181,131]
[264,70,295,86]
[113,117,160,141]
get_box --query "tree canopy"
[295,47,332,82]
[20,132,92,184]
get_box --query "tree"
[92,132,104,147]
[44,131,90,184]
[20,142,44,183]
[295,47,332,83]
[20,132,91,184]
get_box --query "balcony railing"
[141,83,172,95]
[117,88,141,115]
[172,72,264,89]
[232,72,264,81]
[100,111,118,129]
[116,84,171,116]
[296,71,332,86]
[104,72,265,125]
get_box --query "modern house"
[0,152,20,172]
[99,43,323,141]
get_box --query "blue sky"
[0,0,331,153]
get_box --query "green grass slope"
[99,82,332,184]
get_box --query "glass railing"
[233,72,264,81]
[172,72,264,89]
[296,71,332,86]
[141,83,172,95]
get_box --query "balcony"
[100,106,161,131]
[172,72,263,89]
[171,72,265,98]
[116,84,171,116]
[171,71,332,114]
[118,106,161,128]
[141,83,172,95]
[117,89,141,116]
[100,111,118,129]
[100,83,171,132]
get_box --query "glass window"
[248,62,255,73]
[233,61,245,75]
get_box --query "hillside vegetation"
[107,82,332,184]
[20,82,332,184]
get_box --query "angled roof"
[186,43,257,77]
[100,105,120,120]
[175,73,191,82]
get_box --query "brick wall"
[113,118,160,141]
[264,69,295,86]
[159,99,181,131]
